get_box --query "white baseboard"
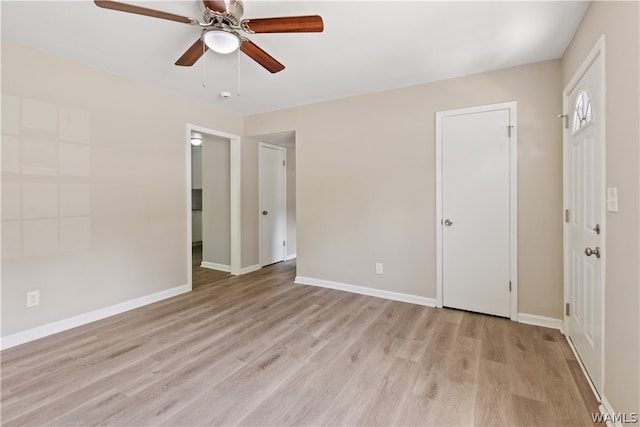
[200,261,231,272]
[240,264,261,275]
[597,398,639,426]
[599,396,622,427]
[294,276,437,307]
[285,253,297,261]
[1,284,190,350]
[517,313,564,332]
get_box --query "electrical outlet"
[375,263,384,275]
[26,290,40,308]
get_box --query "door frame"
[562,35,606,396]
[435,101,518,320]
[259,142,287,266]
[185,124,241,288]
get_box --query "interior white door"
[566,51,603,391]
[260,144,286,266]
[441,107,512,317]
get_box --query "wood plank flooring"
[192,245,230,289]
[1,261,601,426]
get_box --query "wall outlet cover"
[26,290,40,307]
[375,263,384,274]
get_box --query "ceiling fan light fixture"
[203,29,241,54]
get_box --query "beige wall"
[561,0,640,416]
[245,59,564,319]
[1,41,242,336]
[240,136,259,269]
[201,134,231,267]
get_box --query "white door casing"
[563,36,605,395]
[436,102,518,319]
[260,143,286,266]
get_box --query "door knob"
[584,247,601,258]
[262,210,268,215]
[444,219,453,226]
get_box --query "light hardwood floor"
[1,261,600,426]
[192,245,230,289]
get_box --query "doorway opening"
[186,124,241,290]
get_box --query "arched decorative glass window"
[572,90,593,134]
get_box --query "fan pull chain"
[236,46,241,97]
[202,40,207,88]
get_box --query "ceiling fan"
[94,0,324,73]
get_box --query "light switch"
[607,188,618,212]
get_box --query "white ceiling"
[1,1,589,116]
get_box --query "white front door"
[565,45,604,392]
[260,143,286,266]
[437,103,516,318]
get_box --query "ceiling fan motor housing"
[224,0,244,20]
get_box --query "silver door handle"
[262,210,268,215]
[444,219,453,226]
[585,247,600,258]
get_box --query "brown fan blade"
[175,39,208,66]
[202,0,226,13]
[240,40,285,73]
[94,1,194,24]
[242,15,324,33]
